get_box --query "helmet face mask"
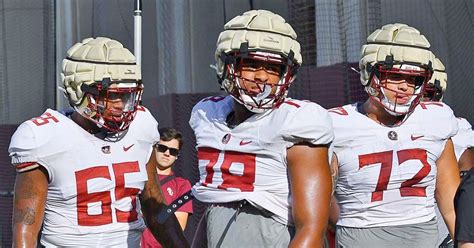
[82,80,143,132]
[359,23,436,116]
[214,10,302,114]
[220,49,296,113]
[368,62,432,115]
[61,37,142,133]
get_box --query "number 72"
[358,149,431,202]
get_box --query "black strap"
[159,174,176,186]
[439,234,453,248]
[216,200,247,248]
[157,190,194,224]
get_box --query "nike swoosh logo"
[411,135,424,141]
[123,144,135,151]
[240,140,252,146]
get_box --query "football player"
[329,24,460,247]
[424,58,474,248]
[9,37,188,247]
[189,10,334,247]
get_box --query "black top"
[454,168,474,246]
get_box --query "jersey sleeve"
[454,118,474,147]
[134,106,160,164]
[189,99,205,131]
[280,102,334,147]
[422,102,458,140]
[189,96,230,132]
[452,118,474,160]
[8,122,41,172]
[139,106,160,144]
[446,112,459,140]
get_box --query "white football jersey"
[9,106,159,247]
[452,117,474,161]
[330,101,458,228]
[190,96,334,225]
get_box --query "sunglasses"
[155,144,180,156]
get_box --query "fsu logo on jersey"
[101,145,111,154]
[222,133,231,144]
[387,131,398,141]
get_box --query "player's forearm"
[287,145,331,248]
[435,139,460,238]
[13,226,39,248]
[436,191,456,238]
[13,168,47,248]
[12,203,42,247]
[289,226,325,248]
[440,208,456,238]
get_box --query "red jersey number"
[198,147,256,191]
[31,112,59,126]
[358,149,431,202]
[75,161,141,226]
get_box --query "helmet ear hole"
[425,57,447,102]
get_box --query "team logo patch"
[167,187,174,196]
[101,145,111,154]
[222,133,231,144]
[387,131,398,141]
